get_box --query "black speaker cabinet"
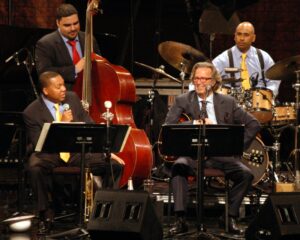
[87,190,163,240]
[245,192,300,240]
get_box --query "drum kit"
[135,40,300,192]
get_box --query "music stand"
[160,124,244,235]
[35,123,130,236]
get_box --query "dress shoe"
[219,215,243,235]
[37,209,54,234]
[169,217,188,236]
[37,220,50,235]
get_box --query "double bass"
[73,0,153,187]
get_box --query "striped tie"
[54,103,70,162]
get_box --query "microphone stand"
[196,108,207,233]
[195,90,214,239]
[102,104,115,186]
[7,48,39,99]
[23,49,39,99]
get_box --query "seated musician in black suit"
[165,62,261,235]
[23,71,124,233]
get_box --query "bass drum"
[241,137,269,185]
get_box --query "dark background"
[0,0,299,111]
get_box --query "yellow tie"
[54,103,70,162]
[241,53,250,90]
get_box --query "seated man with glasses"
[164,62,261,236]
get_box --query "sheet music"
[119,126,131,152]
[35,122,51,152]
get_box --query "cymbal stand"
[265,124,291,192]
[209,33,216,60]
[146,68,161,145]
[179,62,186,94]
[293,70,300,190]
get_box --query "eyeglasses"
[193,77,212,82]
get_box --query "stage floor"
[0,179,267,240]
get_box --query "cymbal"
[266,55,300,80]
[134,61,181,84]
[222,77,242,83]
[158,41,208,74]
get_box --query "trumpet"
[84,167,94,222]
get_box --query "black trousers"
[27,152,123,213]
[171,156,253,217]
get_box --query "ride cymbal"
[158,41,208,74]
[134,61,181,84]
[266,55,300,80]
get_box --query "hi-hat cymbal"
[266,55,300,80]
[158,41,208,74]
[134,61,181,84]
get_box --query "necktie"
[54,104,70,162]
[67,40,80,65]
[200,100,208,119]
[241,53,250,90]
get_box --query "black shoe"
[37,220,51,235]
[169,217,188,236]
[219,215,243,235]
[37,209,54,234]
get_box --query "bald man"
[212,21,280,97]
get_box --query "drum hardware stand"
[265,124,292,192]
[146,66,162,145]
[293,70,300,190]
[179,62,186,94]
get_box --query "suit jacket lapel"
[54,30,73,65]
[213,93,223,123]
[191,92,201,120]
[38,97,55,122]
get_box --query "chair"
[166,167,229,233]
[204,168,229,233]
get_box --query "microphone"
[104,101,112,109]
[205,85,212,98]
[5,48,25,64]
[62,103,70,111]
[102,101,114,124]
[250,72,259,88]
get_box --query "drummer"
[212,21,280,97]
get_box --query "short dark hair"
[39,71,60,89]
[56,3,78,20]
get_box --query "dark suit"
[35,30,101,90]
[165,91,261,217]
[23,91,122,213]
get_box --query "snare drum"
[272,103,296,125]
[247,87,273,123]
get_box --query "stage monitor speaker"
[245,192,300,240]
[87,189,163,240]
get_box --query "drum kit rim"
[135,41,300,192]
